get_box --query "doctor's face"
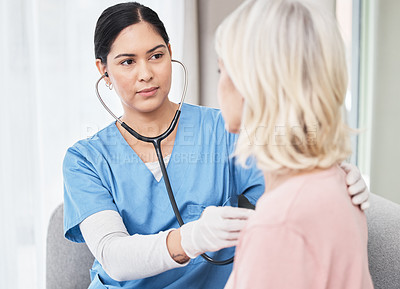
[217,60,244,134]
[98,22,172,114]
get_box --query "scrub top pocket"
[183,204,206,223]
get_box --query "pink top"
[225,165,374,289]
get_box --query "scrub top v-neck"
[63,103,265,289]
[112,109,182,184]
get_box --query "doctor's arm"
[80,210,187,281]
[80,206,253,281]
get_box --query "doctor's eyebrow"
[114,44,167,59]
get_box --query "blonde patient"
[215,0,374,288]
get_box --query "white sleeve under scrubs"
[63,103,265,289]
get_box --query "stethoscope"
[95,59,233,265]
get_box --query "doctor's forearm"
[166,229,190,264]
[80,210,188,281]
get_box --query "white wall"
[369,0,400,203]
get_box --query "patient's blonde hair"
[215,0,352,174]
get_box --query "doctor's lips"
[137,87,159,97]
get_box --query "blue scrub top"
[63,103,265,289]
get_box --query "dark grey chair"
[366,193,400,289]
[47,193,400,289]
[46,204,94,289]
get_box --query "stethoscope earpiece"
[104,72,109,77]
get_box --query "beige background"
[196,0,400,204]
[197,0,335,107]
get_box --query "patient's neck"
[263,172,293,193]
[264,168,324,193]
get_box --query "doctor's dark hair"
[94,2,170,64]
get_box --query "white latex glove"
[340,162,370,211]
[180,206,254,259]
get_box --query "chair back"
[366,193,400,289]
[46,204,94,289]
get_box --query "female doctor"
[62,2,370,289]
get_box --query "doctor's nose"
[138,62,153,82]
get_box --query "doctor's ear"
[95,59,108,77]
[168,43,172,57]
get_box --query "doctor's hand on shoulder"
[167,206,254,263]
[341,162,370,211]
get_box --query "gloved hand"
[180,206,254,259]
[340,162,370,211]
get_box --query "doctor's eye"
[150,53,164,60]
[121,59,134,65]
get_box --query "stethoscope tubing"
[95,59,233,265]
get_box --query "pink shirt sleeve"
[226,225,316,289]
